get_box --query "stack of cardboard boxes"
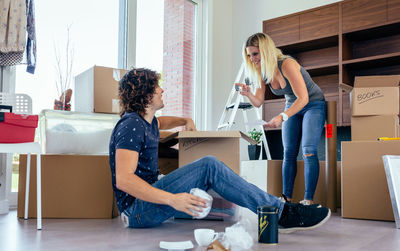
[18,66,127,219]
[342,75,400,221]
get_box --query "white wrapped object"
[189,188,213,219]
[221,221,254,250]
[38,109,119,154]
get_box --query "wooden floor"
[1,209,399,251]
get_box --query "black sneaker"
[278,202,331,234]
[299,199,322,208]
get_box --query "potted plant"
[248,128,263,160]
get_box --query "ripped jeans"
[282,100,326,201]
[122,156,284,228]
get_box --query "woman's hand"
[264,115,284,128]
[168,193,207,217]
[235,83,251,97]
[185,118,196,131]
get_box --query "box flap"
[159,131,179,144]
[339,83,353,93]
[160,130,177,139]
[177,131,258,144]
[354,75,400,87]
[160,131,257,144]
[239,131,258,144]
[178,131,242,138]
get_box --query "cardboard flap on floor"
[349,75,400,116]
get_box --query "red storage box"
[0,112,38,143]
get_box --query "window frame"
[124,0,208,130]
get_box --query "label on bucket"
[259,215,269,239]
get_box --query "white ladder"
[217,63,271,160]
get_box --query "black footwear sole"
[278,209,331,234]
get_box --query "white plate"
[159,240,194,250]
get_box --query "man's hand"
[168,193,207,217]
[185,118,196,131]
[264,115,283,128]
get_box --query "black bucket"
[257,206,278,245]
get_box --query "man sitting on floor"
[109,68,331,233]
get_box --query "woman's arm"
[115,149,206,216]
[235,81,266,108]
[264,59,309,128]
[157,116,196,131]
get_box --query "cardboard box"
[161,131,256,174]
[348,75,400,116]
[18,154,118,219]
[351,115,399,141]
[341,141,400,221]
[240,160,341,211]
[75,66,128,114]
[159,157,178,175]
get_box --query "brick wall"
[163,0,195,119]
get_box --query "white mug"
[194,228,218,246]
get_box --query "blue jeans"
[123,156,284,228]
[282,100,326,201]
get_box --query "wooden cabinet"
[342,0,386,33]
[342,22,400,87]
[263,15,299,46]
[262,0,400,128]
[300,4,339,40]
[388,0,400,22]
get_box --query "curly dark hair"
[118,68,160,117]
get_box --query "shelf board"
[265,127,282,131]
[278,35,338,54]
[265,124,351,131]
[343,21,400,40]
[263,98,285,103]
[342,52,400,69]
[304,63,339,76]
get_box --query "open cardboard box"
[340,75,400,116]
[160,131,256,174]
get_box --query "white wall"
[207,0,342,130]
[206,0,234,130]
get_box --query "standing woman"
[237,33,326,205]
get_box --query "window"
[15,0,120,114]
[8,0,120,206]
[129,0,205,126]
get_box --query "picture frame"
[382,155,400,229]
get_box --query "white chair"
[0,92,42,230]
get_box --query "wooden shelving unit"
[262,0,400,129]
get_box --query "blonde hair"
[243,33,289,85]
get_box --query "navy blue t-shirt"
[109,112,160,213]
